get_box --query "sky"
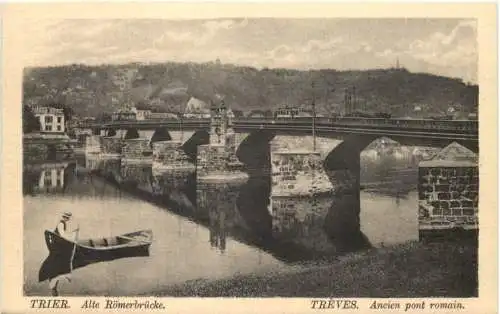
[22,18,477,83]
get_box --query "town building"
[131,106,152,120]
[32,106,65,133]
[183,97,211,118]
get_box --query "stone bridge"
[83,104,478,242]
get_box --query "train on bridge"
[244,116,478,133]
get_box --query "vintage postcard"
[1,2,497,314]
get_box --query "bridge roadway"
[87,117,478,144]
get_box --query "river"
[23,154,419,296]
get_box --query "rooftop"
[32,106,64,115]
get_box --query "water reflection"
[270,194,336,256]
[25,153,420,254]
[23,151,420,295]
[197,181,245,253]
[23,159,286,296]
[23,161,73,195]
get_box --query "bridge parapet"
[88,117,478,134]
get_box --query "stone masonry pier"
[121,138,152,165]
[418,142,479,240]
[271,150,333,196]
[152,140,195,176]
[197,144,247,183]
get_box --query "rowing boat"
[39,229,152,282]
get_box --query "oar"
[69,225,80,274]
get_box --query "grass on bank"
[156,240,477,298]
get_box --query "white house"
[183,97,211,118]
[130,106,151,120]
[32,106,65,133]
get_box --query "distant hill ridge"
[23,62,478,118]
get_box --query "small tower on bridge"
[197,98,246,181]
[209,99,234,146]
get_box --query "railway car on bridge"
[111,111,137,121]
[274,106,300,119]
[256,112,478,134]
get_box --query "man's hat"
[62,212,72,219]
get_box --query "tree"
[23,105,41,133]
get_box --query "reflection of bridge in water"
[81,154,373,262]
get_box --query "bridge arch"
[150,127,172,145]
[235,130,276,176]
[324,134,478,172]
[181,130,210,162]
[124,128,140,139]
[323,133,479,248]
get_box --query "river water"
[23,154,419,296]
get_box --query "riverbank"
[156,240,477,297]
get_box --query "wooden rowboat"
[39,230,152,282]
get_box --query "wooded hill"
[23,62,478,118]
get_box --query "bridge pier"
[121,138,152,166]
[152,140,195,176]
[418,142,479,241]
[270,150,333,196]
[196,100,247,182]
[197,144,247,182]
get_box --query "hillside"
[22,62,478,118]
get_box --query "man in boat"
[54,212,79,240]
[49,212,79,296]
